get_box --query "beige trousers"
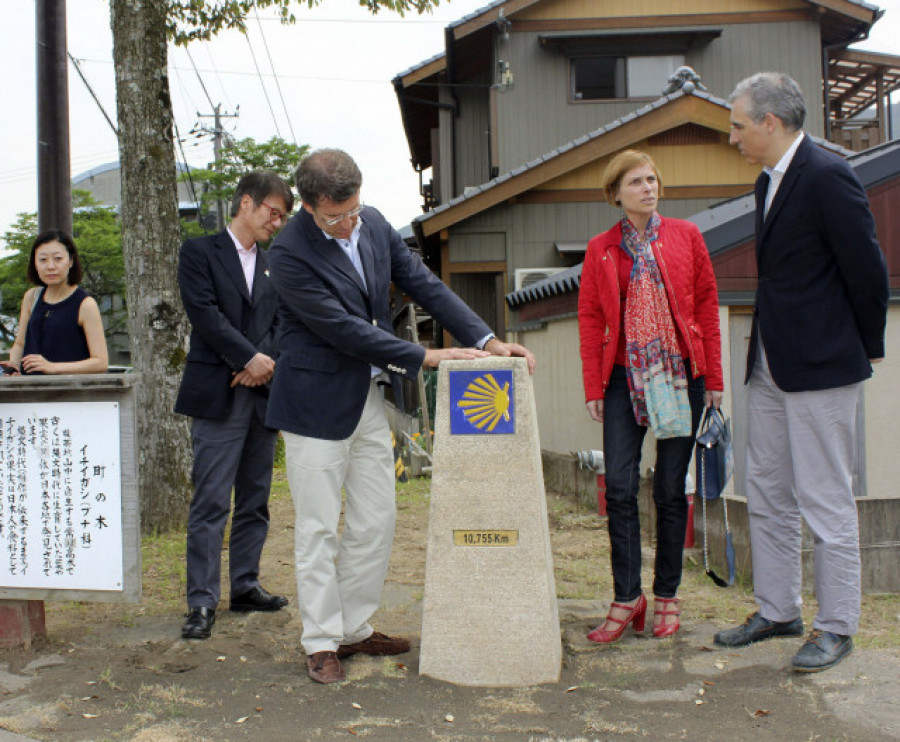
[283,381,396,654]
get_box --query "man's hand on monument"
[422,347,491,368]
[585,399,603,423]
[484,338,537,375]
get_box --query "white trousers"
[283,381,396,654]
[746,347,862,635]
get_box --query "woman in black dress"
[3,230,108,375]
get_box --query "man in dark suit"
[175,171,295,639]
[266,148,535,683]
[714,73,888,672]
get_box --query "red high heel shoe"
[653,597,681,638]
[587,593,647,643]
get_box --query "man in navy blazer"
[175,171,294,639]
[266,148,535,683]
[714,73,888,672]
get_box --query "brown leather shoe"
[307,651,345,684]
[337,631,411,659]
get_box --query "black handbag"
[695,407,735,587]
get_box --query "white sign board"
[0,401,123,591]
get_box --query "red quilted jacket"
[578,217,723,401]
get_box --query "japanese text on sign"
[0,402,123,591]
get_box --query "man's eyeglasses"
[321,204,365,227]
[260,201,287,223]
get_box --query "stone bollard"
[419,357,561,686]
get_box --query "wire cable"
[68,52,118,136]
[254,7,297,144]
[185,46,216,111]
[243,28,282,138]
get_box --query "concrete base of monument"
[0,601,46,648]
[419,357,561,686]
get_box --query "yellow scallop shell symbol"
[457,373,510,432]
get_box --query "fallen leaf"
[566,686,579,693]
[255,707,263,712]
[695,700,704,705]
[216,656,227,662]
[351,702,362,710]
[82,714,99,719]
[236,716,248,724]
[703,680,716,685]
[753,709,770,718]
[445,714,454,722]
[395,663,407,670]
[714,662,725,670]
[348,727,358,735]
[698,688,706,696]
[240,656,247,663]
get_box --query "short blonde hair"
[601,150,664,206]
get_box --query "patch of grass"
[396,476,431,508]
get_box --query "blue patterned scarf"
[621,214,692,439]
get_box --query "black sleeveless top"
[22,287,91,374]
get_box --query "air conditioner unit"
[514,267,566,291]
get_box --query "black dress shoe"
[714,611,804,647]
[182,607,215,639]
[229,585,289,613]
[792,630,853,672]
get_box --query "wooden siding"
[508,317,600,455]
[712,240,759,292]
[542,138,760,190]
[868,177,900,289]
[453,76,493,196]
[688,21,825,135]
[448,231,507,263]
[494,20,826,172]
[513,0,807,20]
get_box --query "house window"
[572,55,684,100]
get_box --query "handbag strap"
[701,446,730,588]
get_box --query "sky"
[1,0,899,243]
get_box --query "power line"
[203,40,233,111]
[185,46,216,111]
[68,53,118,136]
[243,28,282,138]
[254,7,297,144]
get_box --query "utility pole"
[36,0,72,234]
[196,103,238,231]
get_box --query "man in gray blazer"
[267,149,535,683]
[175,171,294,639]
[714,73,888,672]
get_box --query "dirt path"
[0,479,898,741]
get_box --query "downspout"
[445,26,460,198]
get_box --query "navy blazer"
[174,230,278,420]
[746,135,888,392]
[265,206,491,440]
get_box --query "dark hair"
[729,72,806,131]
[295,148,362,207]
[230,171,295,217]
[27,229,83,286]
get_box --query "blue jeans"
[602,364,705,601]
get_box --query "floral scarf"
[620,214,692,439]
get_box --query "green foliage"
[0,191,124,346]
[183,136,309,231]
[166,0,442,45]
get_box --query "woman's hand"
[705,390,723,409]
[0,361,20,376]
[20,354,56,375]
[586,399,604,423]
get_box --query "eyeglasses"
[320,203,365,227]
[260,201,287,223]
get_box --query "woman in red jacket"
[579,150,723,642]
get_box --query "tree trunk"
[110,0,192,533]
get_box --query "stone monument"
[419,357,561,686]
